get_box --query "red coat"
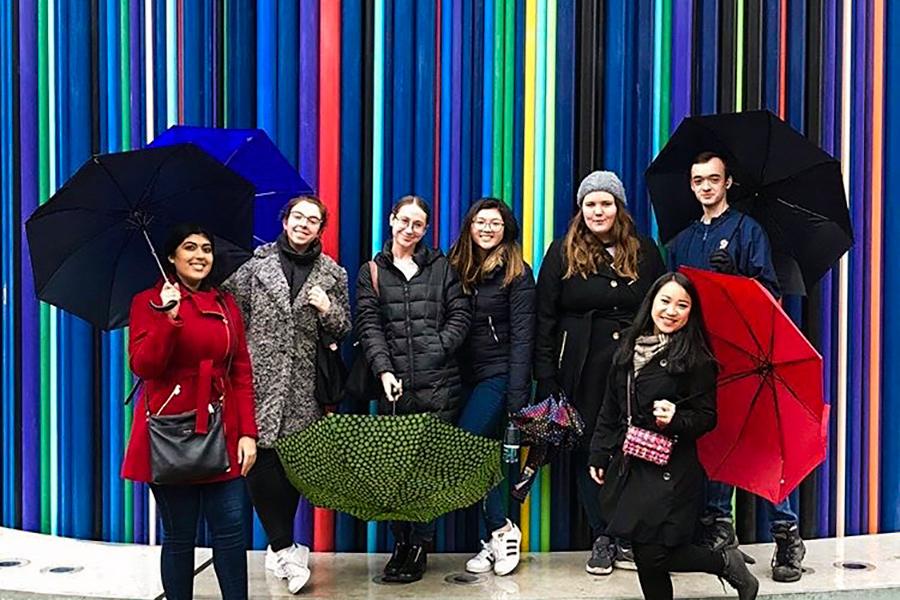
[121,283,258,484]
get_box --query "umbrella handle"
[149,298,178,313]
[140,227,177,313]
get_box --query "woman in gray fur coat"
[223,195,351,595]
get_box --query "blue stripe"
[413,1,436,200]
[482,0,494,196]
[391,0,414,199]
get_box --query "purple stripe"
[298,2,319,190]
[18,0,40,533]
[130,0,141,146]
[449,0,462,240]
[846,0,867,535]
[670,0,692,129]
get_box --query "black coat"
[460,264,536,412]
[589,352,718,546]
[355,242,472,421]
[533,236,666,445]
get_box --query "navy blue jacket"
[460,264,536,412]
[666,207,780,297]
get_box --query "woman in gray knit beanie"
[532,169,666,575]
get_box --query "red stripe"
[313,0,342,553]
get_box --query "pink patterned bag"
[622,371,674,466]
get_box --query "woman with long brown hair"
[533,171,665,574]
[448,198,535,577]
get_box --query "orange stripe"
[868,0,884,534]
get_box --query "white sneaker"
[465,540,495,573]
[491,520,522,576]
[275,545,311,594]
[266,544,310,578]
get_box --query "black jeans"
[150,477,249,600]
[631,542,725,600]
[572,449,607,539]
[244,447,301,551]
[390,520,437,546]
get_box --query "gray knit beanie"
[576,170,627,207]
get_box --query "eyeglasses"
[289,212,322,227]
[473,219,505,232]
[395,216,427,233]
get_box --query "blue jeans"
[457,375,509,540]
[150,477,249,600]
[705,480,798,532]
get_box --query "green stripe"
[502,0,515,204]
[37,0,50,534]
[659,0,672,148]
[491,0,504,197]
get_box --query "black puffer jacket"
[355,242,472,421]
[460,264,536,412]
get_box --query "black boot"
[720,547,759,600]
[771,523,806,582]
[396,544,427,583]
[383,540,411,582]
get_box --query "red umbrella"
[680,267,829,504]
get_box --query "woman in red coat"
[122,224,258,600]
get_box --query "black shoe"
[396,544,427,583]
[613,542,638,571]
[585,535,614,575]
[771,523,806,583]
[382,541,410,581]
[721,547,760,600]
[699,516,738,552]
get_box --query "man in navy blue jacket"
[667,151,806,583]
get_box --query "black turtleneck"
[277,233,321,300]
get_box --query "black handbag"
[315,327,348,407]
[344,261,381,403]
[148,399,230,484]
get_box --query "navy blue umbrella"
[149,126,313,242]
[25,144,255,330]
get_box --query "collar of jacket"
[277,232,322,265]
[375,240,443,271]
[152,278,228,319]
[247,242,313,314]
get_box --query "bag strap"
[368,261,380,297]
[626,370,634,426]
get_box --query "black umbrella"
[25,143,255,330]
[645,110,853,295]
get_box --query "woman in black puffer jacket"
[354,195,472,584]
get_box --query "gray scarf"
[633,334,669,373]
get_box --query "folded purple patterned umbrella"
[510,392,585,449]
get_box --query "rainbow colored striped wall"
[1,0,898,553]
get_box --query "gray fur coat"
[223,242,351,447]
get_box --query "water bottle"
[502,422,521,464]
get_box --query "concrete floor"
[2,527,899,599]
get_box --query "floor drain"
[42,566,83,574]
[445,572,486,585]
[0,559,27,568]
[834,561,875,571]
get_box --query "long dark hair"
[613,272,715,374]
[162,223,215,290]
[448,198,525,293]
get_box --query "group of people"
[121,151,805,600]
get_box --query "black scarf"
[277,233,321,300]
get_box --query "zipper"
[488,315,500,343]
[154,384,182,416]
[557,330,568,369]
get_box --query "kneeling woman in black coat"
[588,273,758,600]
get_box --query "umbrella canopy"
[646,110,853,295]
[25,144,254,330]
[149,126,313,242]
[510,391,585,449]
[681,267,829,504]
[276,413,502,522]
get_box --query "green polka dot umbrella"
[275,413,503,522]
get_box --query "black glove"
[708,249,737,274]
[535,378,563,402]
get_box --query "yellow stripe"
[522,0,537,260]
